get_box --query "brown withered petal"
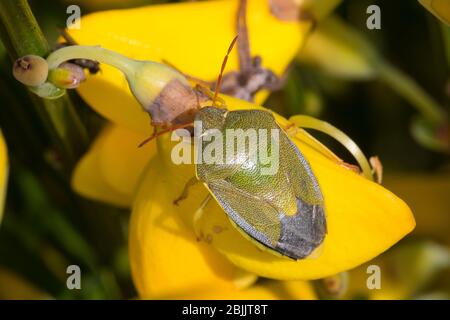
[148,79,208,127]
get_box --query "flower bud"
[48,62,86,89]
[12,55,48,87]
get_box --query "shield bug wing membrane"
[195,108,327,260]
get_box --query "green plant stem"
[0,0,48,56]
[377,61,446,125]
[0,0,89,172]
[47,45,137,75]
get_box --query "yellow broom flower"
[33,0,415,298]
[72,93,415,297]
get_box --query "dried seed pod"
[12,55,48,87]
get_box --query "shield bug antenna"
[137,122,194,148]
[212,35,239,107]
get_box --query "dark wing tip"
[276,199,327,260]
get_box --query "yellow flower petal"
[130,151,317,299]
[72,124,154,207]
[97,125,156,197]
[72,128,130,207]
[130,154,238,298]
[67,0,310,133]
[0,131,8,221]
[132,95,415,281]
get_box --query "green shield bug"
[193,106,326,259]
[165,36,327,260]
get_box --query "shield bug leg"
[137,122,194,148]
[194,84,227,108]
[137,126,158,148]
[193,195,212,240]
[173,176,200,206]
[282,122,302,139]
[370,156,383,184]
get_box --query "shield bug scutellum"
[145,36,326,260]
